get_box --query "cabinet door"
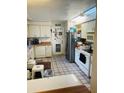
[86,22,91,32]
[40,25,46,37]
[28,25,40,37]
[86,20,96,32]
[45,46,52,57]
[35,46,45,58]
[45,25,51,37]
[40,25,51,37]
[92,20,96,32]
[81,24,87,38]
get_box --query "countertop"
[33,42,52,46]
[27,42,51,50]
[37,85,90,93]
[27,74,82,93]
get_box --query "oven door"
[79,52,91,70]
[79,53,86,64]
[79,52,91,77]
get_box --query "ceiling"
[27,0,96,21]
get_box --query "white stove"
[75,48,92,78]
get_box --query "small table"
[32,65,44,79]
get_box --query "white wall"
[90,24,97,93]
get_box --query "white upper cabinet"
[86,20,96,32]
[27,21,52,38]
[40,25,51,37]
[81,20,96,38]
[81,24,87,38]
[28,25,40,37]
[40,25,46,37]
[45,25,51,37]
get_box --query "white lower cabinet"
[45,46,52,57]
[35,46,46,58]
[34,45,52,58]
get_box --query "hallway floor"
[40,55,90,90]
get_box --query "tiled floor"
[40,55,90,90]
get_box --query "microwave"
[87,32,95,42]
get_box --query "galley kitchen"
[27,0,97,93]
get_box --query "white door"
[52,27,64,55]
